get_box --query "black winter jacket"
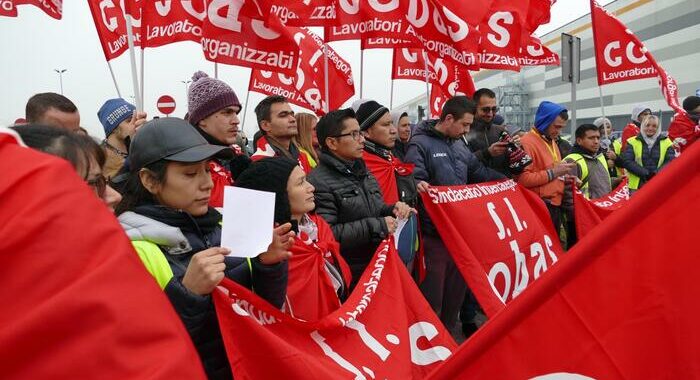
[465,120,512,177]
[405,120,505,234]
[119,205,287,380]
[308,152,395,286]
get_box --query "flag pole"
[424,54,430,120]
[390,79,394,110]
[324,52,330,113]
[125,14,142,111]
[140,47,145,111]
[107,61,122,98]
[359,48,364,98]
[240,89,251,136]
[215,62,219,79]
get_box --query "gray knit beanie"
[187,71,241,126]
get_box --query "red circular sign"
[157,95,176,115]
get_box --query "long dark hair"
[114,160,168,215]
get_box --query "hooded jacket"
[119,206,287,380]
[404,120,505,234]
[621,133,675,190]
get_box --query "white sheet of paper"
[221,186,275,258]
[393,218,408,249]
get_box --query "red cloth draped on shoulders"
[362,151,414,204]
[286,214,352,321]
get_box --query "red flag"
[590,0,683,114]
[420,180,564,317]
[249,27,354,115]
[244,0,336,26]
[573,178,629,240]
[0,0,17,17]
[327,0,480,68]
[214,240,456,379]
[87,0,141,61]
[392,48,475,99]
[427,142,700,380]
[361,36,417,50]
[519,34,560,66]
[525,0,554,32]
[478,0,530,71]
[287,214,352,322]
[13,0,61,19]
[429,82,447,119]
[141,0,205,48]
[201,0,298,75]
[0,128,206,379]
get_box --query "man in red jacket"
[669,96,700,155]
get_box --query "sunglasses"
[480,106,499,114]
[87,175,107,197]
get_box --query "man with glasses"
[621,105,652,151]
[465,88,520,177]
[309,108,414,290]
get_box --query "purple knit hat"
[187,71,241,126]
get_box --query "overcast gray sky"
[0,0,613,137]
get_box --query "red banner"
[87,0,141,61]
[214,240,456,379]
[427,142,700,380]
[429,82,446,119]
[573,178,629,240]
[0,128,206,379]
[477,0,529,71]
[326,0,480,68]
[590,0,683,114]
[0,0,17,17]
[201,0,298,75]
[142,0,205,48]
[246,0,336,26]
[392,48,475,100]
[420,180,564,317]
[249,27,354,114]
[13,0,61,19]
[519,34,560,66]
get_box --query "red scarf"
[362,150,414,204]
[252,135,313,174]
[287,214,352,322]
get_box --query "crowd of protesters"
[7,72,700,379]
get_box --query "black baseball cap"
[129,117,233,171]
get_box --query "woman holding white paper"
[236,157,353,322]
[115,118,293,380]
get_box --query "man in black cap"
[308,108,413,290]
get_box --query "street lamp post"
[54,69,67,95]
[181,80,191,102]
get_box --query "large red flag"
[590,0,683,114]
[13,0,61,19]
[477,0,530,71]
[420,180,564,317]
[519,34,560,67]
[392,48,475,100]
[87,0,141,61]
[573,178,629,240]
[427,141,700,380]
[249,27,354,114]
[201,0,298,75]
[141,0,205,48]
[0,128,206,379]
[214,240,456,379]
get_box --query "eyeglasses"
[480,106,499,114]
[87,175,107,197]
[332,130,363,141]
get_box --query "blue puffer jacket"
[405,120,505,233]
[120,205,288,380]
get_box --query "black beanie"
[356,100,389,131]
[234,157,299,225]
[683,96,700,113]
